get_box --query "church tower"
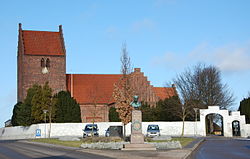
[17,23,66,102]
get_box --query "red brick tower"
[17,23,66,102]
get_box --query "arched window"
[41,58,45,67]
[46,58,50,68]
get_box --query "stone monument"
[122,96,156,150]
[130,96,144,144]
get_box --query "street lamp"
[193,108,199,136]
[43,109,48,138]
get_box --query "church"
[17,24,177,122]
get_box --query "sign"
[36,129,41,137]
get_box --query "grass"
[171,137,195,147]
[30,138,82,148]
[31,137,194,148]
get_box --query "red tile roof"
[153,87,177,100]
[22,30,64,56]
[66,74,177,104]
[66,74,122,104]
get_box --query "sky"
[0,0,250,128]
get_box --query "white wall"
[242,124,250,137]
[199,106,247,137]
[0,124,38,140]
[1,106,249,140]
[0,121,202,140]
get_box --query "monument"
[122,96,156,150]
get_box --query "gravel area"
[151,135,172,141]
[81,142,129,149]
[81,141,181,150]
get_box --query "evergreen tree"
[140,96,184,122]
[11,85,40,126]
[239,97,250,124]
[54,91,81,123]
[11,102,22,126]
[31,82,53,123]
[156,96,183,121]
[141,103,158,121]
[109,107,121,122]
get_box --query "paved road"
[0,140,113,159]
[190,137,250,159]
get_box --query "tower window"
[46,58,50,68]
[41,58,45,67]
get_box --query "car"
[146,124,160,137]
[83,124,99,138]
[105,127,110,137]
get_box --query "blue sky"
[0,0,250,128]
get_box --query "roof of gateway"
[22,30,64,56]
[66,74,177,104]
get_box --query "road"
[0,140,114,159]
[190,137,250,159]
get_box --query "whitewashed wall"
[0,121,202,140]
[242,124,250,137]
[200,106,247,137]
[0,124,39,140]
[1,106,249,140]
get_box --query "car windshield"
[147,125,159,131]
[85,125,98,131]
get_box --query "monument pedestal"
[122,110,156,150]
[123,143,156,150]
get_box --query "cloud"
[152,42,250,73]
[131,18,156,32]
[212,46,250,72]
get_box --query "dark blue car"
[146,124,160,137]
[83,124,99,138]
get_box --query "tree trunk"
[123,123,126,141]
[209,116,214,134]
[49,107,52,138]
[181,117,185,137]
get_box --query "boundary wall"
[1,106,249,140]
[0,122,201,140]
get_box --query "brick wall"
[80,104,109,122]
[18,54,66,102]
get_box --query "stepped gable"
[21,27,65,56]
[66,71,177,105]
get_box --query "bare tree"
[173,63,235,135]
[174,63,235,109]
[88,83,105,139]
[113,43,134,139]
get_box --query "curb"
[183,138,205,159]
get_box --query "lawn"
[171,137,195,147]
[30,138,82,148]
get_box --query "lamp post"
[43,109,48,138]
[193,108,199,136]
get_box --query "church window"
[41,58,45,67]
[46,58,50,68]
